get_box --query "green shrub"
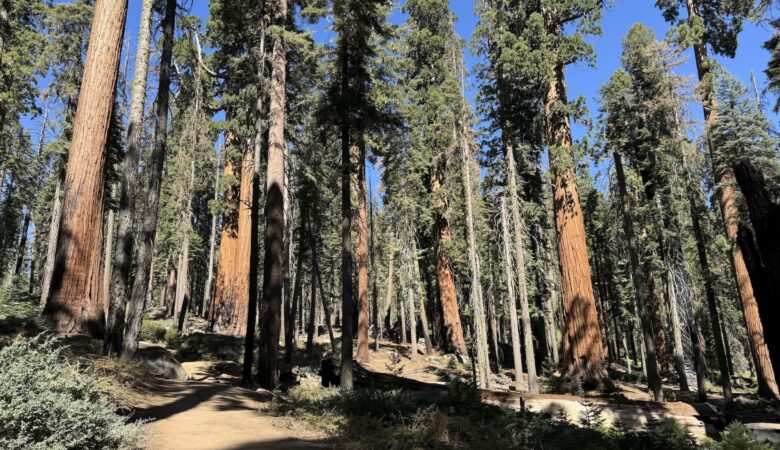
[0,336,145,450]
[714,422,778,450]
[140,320,168,343]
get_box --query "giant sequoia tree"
[43,0,128,337]
[479,0,607,386]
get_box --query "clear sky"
[118,0,777,192]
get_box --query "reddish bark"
[43,0,128,337]
[545,63,606,387]
[211,146,253,336]
[432,164,467,356]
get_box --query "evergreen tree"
[656,0,778,401]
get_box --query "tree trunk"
[100,188,115,324]
[614,151,663,402]
[408,285,418,361]
[734,161,780,393]
[286,217,305,362]
[507,147,538,392]
[378,247,394,351]
[432,160,467,356]
[501,198,524,391]
[370,190,379,353]
[685,0,778,401]
[461,129,491,389]
[355,139,370,363]
[257,4,286,388]
[545,62,605,387]
[683,153,731,404]
[120,0,175,362]
[43,0,128,337]
[165,261,177,317]
[174,161,195,333]
[105,0,153,355]
[202,149,222,318]
[412,239,433,356]
[312,233,336,352]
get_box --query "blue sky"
[118,0,777,193]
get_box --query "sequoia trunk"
[43,0,128,337]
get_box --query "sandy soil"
[135,362,327,450]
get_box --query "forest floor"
[135,361,328,450]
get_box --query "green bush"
[713,422,778,450]
[140,320,168,343]
[0,336,145,450]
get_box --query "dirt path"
[135,362,327,450]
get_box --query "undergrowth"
[0,335,146,450]
[273,381,779,450]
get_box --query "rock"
[135,343,190,381]
[255,388,274,402]
[745,423,780,443]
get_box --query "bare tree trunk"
[734,162,780,389]
[378,247,394,351]
[507,147,538,392]
[307,243,317,354]
[101,187,116,323]
[105,0,153,354]
[544,62,605,387]
[412,239,433,356]
[407,285,418,361]
[399,288,407,345]
[355,139,370,363]
[257,2,286,388]
[286,216,305,362]
[461,128,490,389]
[120,0,175,362]
[202,149,222,318]
[685,0,777,400]
[164,260,176,317]
[501,198,524,391]
[174,161,195,333]
[312,233,336,352]
[614,151,663,402]
[369,189,379,352]
[43,0,128,337]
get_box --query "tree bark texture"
[43,0,128,337]
[211,147,253,336]
[734,161,780,393]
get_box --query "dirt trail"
[135,362,326,450]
